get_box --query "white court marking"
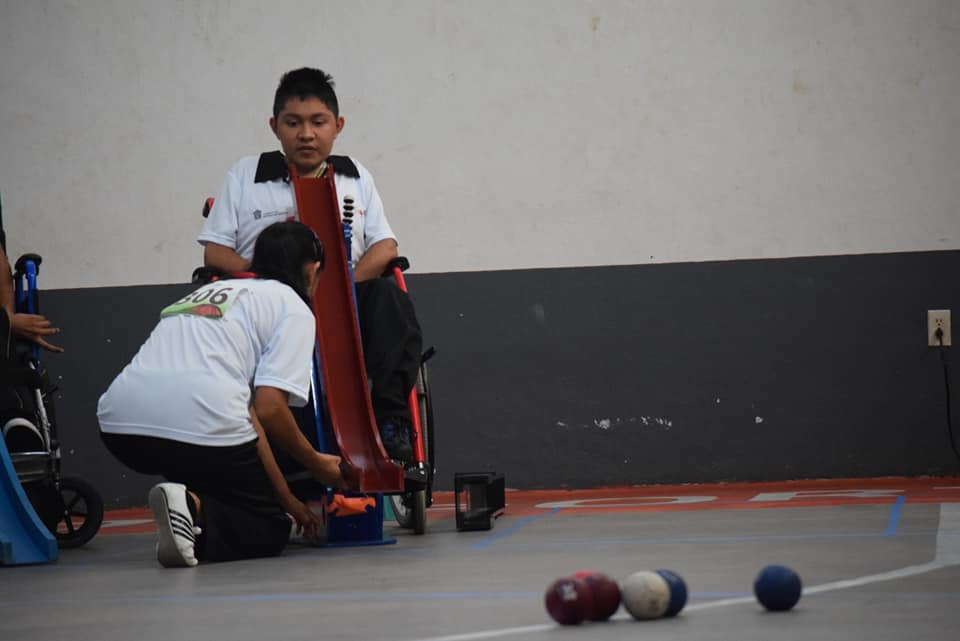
[101,518,153,528]
[402,503,960,641]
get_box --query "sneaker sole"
[148,486,197,568]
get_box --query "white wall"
[1,0,958,289]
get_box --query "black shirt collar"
[254,152,360,183]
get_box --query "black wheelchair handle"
[191,266,228,284]
[384,256,410,274]
[201,197,215,218]
[14,253,43,277]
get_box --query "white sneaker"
[148,483,201,568]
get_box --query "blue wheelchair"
[1,219,104,548]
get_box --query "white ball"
[620,570,671,620]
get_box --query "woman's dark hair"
[249,221,324,302]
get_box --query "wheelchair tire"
[391,486,428,535]
[389,361,433,534]
[54,475,104,549]
[409,490,427,534]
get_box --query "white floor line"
[403,624,553,641]
[404,503,960,641]
[933,502,960,565]
[686,561,944,612]
[101,518,154,528]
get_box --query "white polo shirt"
[97,278,315,447]
[197,153,396,267]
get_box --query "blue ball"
[754,565,802,611]
[655,569,688,617]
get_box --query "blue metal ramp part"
[0,438,57,565]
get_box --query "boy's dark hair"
[273,67,340,119]
[250,221,324,303]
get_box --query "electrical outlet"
[928,309,951,347]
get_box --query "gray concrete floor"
[2,497,959,641]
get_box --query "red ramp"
[290,169,404,493]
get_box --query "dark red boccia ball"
[544,576,594,625]
[572,570,622,621]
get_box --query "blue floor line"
[885,495,906,536]
[471,508,560,550]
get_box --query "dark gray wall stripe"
[31,250,960,508]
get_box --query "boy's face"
[270,97,345,176]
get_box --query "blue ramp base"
[0,439,58,565]
[319,493,395,548]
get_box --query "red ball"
[573,570,622,621]
[544,577,593,625]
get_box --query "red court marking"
[98,476,960,535]
[485,476,960,517]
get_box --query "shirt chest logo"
[251,209,289,221]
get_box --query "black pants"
[355,278,422,427]
[101,432,291,563]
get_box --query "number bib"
[161,284,244,320]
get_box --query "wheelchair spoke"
[64,491,82,512]
[59,512,77,534]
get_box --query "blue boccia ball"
[654,569,688,617]
[753,565,802,611]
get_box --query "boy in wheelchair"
[197,67,422,464]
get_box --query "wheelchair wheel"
[389,361,433,534]
[392,487,427,534]
[54,475,104,549]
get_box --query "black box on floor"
[454,472,505,531]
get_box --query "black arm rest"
[0,365,42,388]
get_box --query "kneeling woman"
[98,221,350,567]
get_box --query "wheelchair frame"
[3,253,104,548]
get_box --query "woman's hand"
[282,495,322,541]
[309,452,358,491]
